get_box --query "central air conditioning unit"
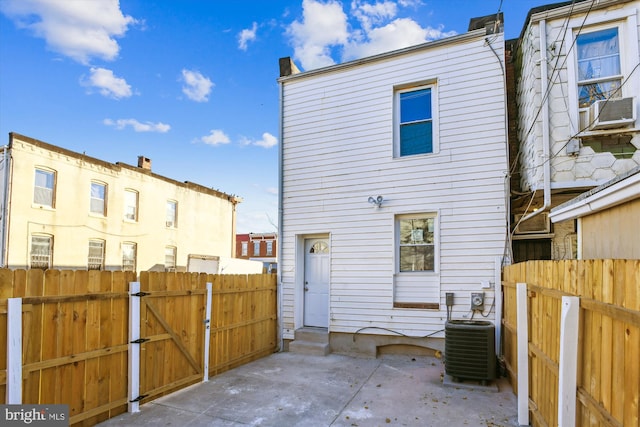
[589,97,636,130]
[514,212,550,234]
[444,320,496,384]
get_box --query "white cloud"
[0,0,136,64]
[82,67,132,99]
[199,130,230,146]
[104,118,170,133]
[286,0,349,70]
[285,0,457,71]
[253,133,278,148]
[238,22,258,51]
[180,69,213,102]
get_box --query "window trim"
[33,167,56,208]
[166,200,177,228]
[90,181,108,216]
[393,81,439,158]
[88,239,105,271]
[122,242,137,272]
[564,8,639,134]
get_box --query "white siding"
[280,31,508,339]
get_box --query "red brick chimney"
[138,156,151,170]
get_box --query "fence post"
[6,298,22,404]
[128,282,141,413]
[558,296,579,427]
[494,256,502,357]
[203,282,212,382]
[516,282,529,426]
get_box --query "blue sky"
[0,0,543,233]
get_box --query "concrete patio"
[99,352,518,426]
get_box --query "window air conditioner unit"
[589,97,635,130]
[514,212,550,234]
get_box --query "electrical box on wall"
[471,292,484,311]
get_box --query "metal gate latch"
[130,338,150,344]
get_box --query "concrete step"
[289,340,330,356]
[289,327,330,356]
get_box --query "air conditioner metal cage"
[444,320,496,383]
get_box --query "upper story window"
[396,85,437,157]
[397,214,437,272]
[88,239,105,270]
[577,27,621,108]
[124,189,138,221]
[31,234,53,269]
[90,182,107,216]
[166,200,177,228]
[253,241,260,256]
[266,241,273,256]
[34,168,56,207]
[122,242,136,271]
[241,241,248,256]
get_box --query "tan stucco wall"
[4,134,237,272]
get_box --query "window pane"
[34,169,54,206]
[166,201,177,227]
[165,246,176,269]
[578,80,622,108]
[576,28,621,107]
[400,88,431,123]
[241,242,248,256]
[400,245,434,272]
[91,183,106,215]
[124,190,137,220]
[254,242,260,255]
[122,243,136,271]
[399,218,434,244]
[88,240,104,270]
[266,241,273,255]
[400,121,433,156]
[31,235,52,269]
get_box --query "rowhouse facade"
[0,133,240,273]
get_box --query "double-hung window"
[166,200,177,228]
[576,27,622,108]
[122,242,136,271]
[90,182,107,216]
[34,168,55,207]
[266,241,273,256]
[31,235,53,269]
[88,239,105,270]
[165,246,177,271]
[124,189,138,221]
[253,241,260,256]
[398,215,436,272]
[396,85,436,157]
[241,242,248,256]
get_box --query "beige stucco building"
[0,133,240,273]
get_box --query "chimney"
[138,156,151,170]
[279,57,301,77]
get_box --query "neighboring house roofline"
[550,165,640,222]
[9,132,240,203]
[278,27,494,81]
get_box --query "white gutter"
[550,172,640,222]
[520,19,552,223]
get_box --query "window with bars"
[30,235,52,269]
[124,189,138,221]
[90,182,107,215]
[122,242,136,271]
[88,239,105,270]
[165,246,176,271]
[34,168,55,207]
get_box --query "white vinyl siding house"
[278,23,508,352]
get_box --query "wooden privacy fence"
[0,269,277,426]
[502,260,639,427]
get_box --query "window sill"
[32,204,55,211]
[578,127,639,138]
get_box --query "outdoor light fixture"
[368,195,384,208]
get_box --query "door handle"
[304,286,309,291]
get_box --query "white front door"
[303,238,330,327]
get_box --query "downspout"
[0,145,10,267]
[521,19,552,222]
[277,78,284,352]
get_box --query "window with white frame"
[241,241,248,256]
[253,241,260,256]
[266,241,273,256]
[165,246,176,271]
[396,84,437,157]
[576,27,622,108]
[88,239,105,270]
[166,200,177,228]
[124,189,138,221]
[34,168,55,207]
[90,182,107,215]
[122,242,136,271]
[30,235,53,269]
[397,214,436,272]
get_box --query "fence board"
[503,260,640,427]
